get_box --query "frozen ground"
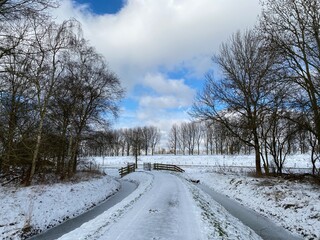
[59,171,260,240]
[0,154,318,239]
[94,153,316,170]
[186,168,320,240]
[98,154,319,239]
[0,174,119,240]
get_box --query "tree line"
[0,1,124,185]
[168,120,309,166]
[191,0,320,176]
[83,126,161,156]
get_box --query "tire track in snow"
[58,172,154,240]
[99,172,203,240]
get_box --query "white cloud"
[136,73,195,131]
[53,0,261,143]
[140,96,178,108]
[143,73,195,100]
[54,0,261,89]
[134,106,192,147]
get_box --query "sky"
[53,0,261,143]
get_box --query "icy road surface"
[101,172,200,239]
[59,171,260,240]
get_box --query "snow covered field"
[0,154,318,239]
[0,174,119,240]
[94,153,317,170]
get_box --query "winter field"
[94,153,317,170]
[0,154,319,239]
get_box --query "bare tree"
[214,121,231,154]
[176,123,187,155]
[194,122,203,155]
[141,126,151,155]
[185,123,195,155]
[168,124,178,154]
[23,19,80,185]
[0,0,57,21]
[0,21,35,173]
[260,0,320,174]
[260,108,298,174]
[0,1,125,183]
[191,30,278,175]
[0,0,57,62]
[56,37,124,176]
[111,129,123,156]
[149,126,161,155]
[203,121,214,155]
[130,127,143,168]
[122,128,132,156]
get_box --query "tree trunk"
[134,148,138,169]
[254,134,262,176]
[27,118,44,186]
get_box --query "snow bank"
[186,169,320,240]
[182,177,261,239]
[0,175,120,240]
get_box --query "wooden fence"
[143,162,152,171]
[153,163,185,173]
[118,163,136,177]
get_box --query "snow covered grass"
[95,153,317,170]
[186,168,320,240]
[182,177,261,239]
[0,174,120,240]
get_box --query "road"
[59,171,262,240]
[40,171,303,240]
[95,172,202,240]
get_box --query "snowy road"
[100,172,201,240]
[59,171,260,240]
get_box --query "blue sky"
[55,0,261,141]
[74,0,124,14]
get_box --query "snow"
[58,171,260,240]
[0,174,120,239]
[186,168,320,239]
[0,154,318,240]
[98,154,319,239]
[57,172,154,240]
[94,153,317,170]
